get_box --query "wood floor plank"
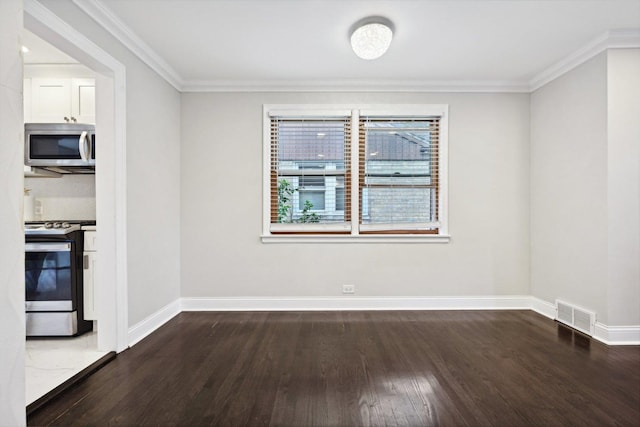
[28,310,640,426]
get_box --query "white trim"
[436,106,449,236]
[529,29,640,92]
[530,297,556,319]
[24,0,129,353]
[72,0,183,91]
[350,109,360,237]
[182,80,530,93]
[181,296,532,312]
[116,296,639,347]
[593,323,640,346]
[262,105,272,237]
[533,296,640,346]
[128,299,181,347]
[261,234,450,243]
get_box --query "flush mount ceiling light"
[350,16,394,60]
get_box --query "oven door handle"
[79,131,90,162]
[25,243,71,252]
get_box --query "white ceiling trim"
[72,0,183,91]
[70,0,639,94]
[181,80,531,93]
[529,29,640,92]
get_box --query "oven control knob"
[53,222,61,228]
[62,222,70,228]
[44,222,53,229]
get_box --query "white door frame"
[24,0,129,352]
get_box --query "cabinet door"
[83,251,97,320]
[30,78,72,123]
[71,79,95,124]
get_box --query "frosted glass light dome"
[350,18,393,60]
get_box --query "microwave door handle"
[79,131,89,161]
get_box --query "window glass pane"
[298,191,325,211]
[299,175,325,187]
[277,122,346,170]
[336,188,345,211]
[363,119,437,226]
[361,187,433,224]
[272,119,349,224]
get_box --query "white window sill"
[261,234,451,244]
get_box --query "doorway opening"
[23,0,128,406]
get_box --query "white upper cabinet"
[71,79,96,124]
[27,78,95,124]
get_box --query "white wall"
[25,175,96,221]
[39,0,182,326]
[0,0,26,424]
[531,50,640,328]
[181,92,530,299]
[530,53,609,320]
[24,63,93,78]
[607,49,640,326]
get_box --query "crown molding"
[181,79,531,93]
[72,0,183,91]
[529,29,640,92]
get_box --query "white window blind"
[359,117,441,234]
[269,117,352,233]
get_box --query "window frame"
[262,104,449,243]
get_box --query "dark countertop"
[25,220,97,226]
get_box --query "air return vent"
[555,300,596,336]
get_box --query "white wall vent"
[555,300,596,336]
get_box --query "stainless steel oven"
[25,224,93,337]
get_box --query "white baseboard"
[127,296,640,347]
[180,295,533,312]
[593,323,640,345]
[532,296,640,345]
[128,299,181,347]
[530,297,556,319]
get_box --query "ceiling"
[22,29,78,64]
[32,0,640,91]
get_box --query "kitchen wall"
[181,92,530,299]
[530,49,640,327]
[24,175,96,221]
[39,0,182,327]
[0,0,26,424]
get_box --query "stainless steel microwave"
[25,123,95,173]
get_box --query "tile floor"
[25,331,108,405]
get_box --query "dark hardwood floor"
[28,310,640,426]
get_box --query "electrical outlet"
[342,284,355,294]
[34,199,43,216]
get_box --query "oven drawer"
[26,311,79,336]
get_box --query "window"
[263,105,448,241]
[268,116,351,231]
[360,117,440,234]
